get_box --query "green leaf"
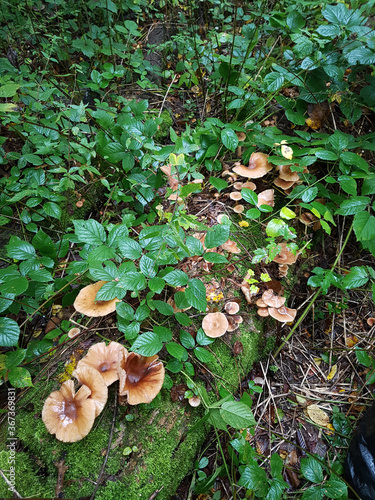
[301,485,325,500]
[8,367,33,388]
[238,465,268,493]
[119,272,146,292]
[6,236,36,260]
[163,270,189,287]
[186,279,207,311]
[0,317,20,346]
[139,255,158,278]
[116,302,134,320]
[315,150,338,161]
[340,152,369,172]
[166,342,188,361]
[153,326,173,342]
[336,196,370,215]
[194,346,215,363]
[118,238,142,260]
[88,246,116,263]
[337,175,357,195]
[342,266,369,289]
[329,131,350,152]
[205,224,230,249]
[203,252,228,263]
[0,275,28,295]
[264,72,284,92]
[355,347,373,368]
[106,224,129,246]
[196,328,214,346]
[221,129,238,152]
[32,229,57,260]
[175,312,192,326]
[119,320,140,340]
[90,261,119,281]
[220,401,256,428]
[353,212,375,241]
[180,330,195,349]
[148,300,175,315]
[180,183,202,198]
[301,457,324,483]
[43,202,62,220]
[270,453,284,478]
[5,349,26,369]
[209,177,228,193]
[95,281,119,301]
[362,176,375,195]
[148,277,165,293]
[166,359,183,373]
[323,476,347,499]
[28,269,53,283]
[241,188,258,205]
[131,332,163,356]
[186,236,204,256]
[73,219,106,245]
[302,187,318,203]
[0,83,20,97]
[280,207,296,220]
[322,3,352,25]
[246,208,261,219]
[135,304,150,322]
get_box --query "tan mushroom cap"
[278,264,289,277]
[233,205,245,214]
[189,396,201,407]
[256,298,267,308]
[299,212,316,225]
[367,318,375,327]
[42,380,96,442]
[77,342,127,386]
[242,181,257,190]
[257,189,275,207]
[274,177,296,190]
[269,306,297,322]
[257,308,269,317]
[277,164,300,182]
[221,240,241,254]
[262,290,286,309]
[233,153,273,179]
[74,281,121,317]
[273,243,298,265]
[227,315,242,332]
[117,351,165,405]
[202,312,228,338]
[68,328,80,339]
[225,302,240,315]
[236,132,246,142]
[73,365,108,417]
[230,191,243,201]
[233,182,244,190]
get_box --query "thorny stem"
[273,223,353,359]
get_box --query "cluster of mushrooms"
[255,290,296,322]
[202,300,243,338]
[42,281,166,443]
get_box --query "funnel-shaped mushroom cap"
[262,290,286,309]
[257,189,275,207]
[269,306,297,322]
[77,342,127,386]
[202,312,228,338]
[233,153,273,178]
[118,351,165,405]
[221,240,241,254]
[74,281,121,317]
[42,380,96,442]
[277,165,300,182]
[273,243,298,264]
[73,365,108,417]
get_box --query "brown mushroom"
[74,281,121,317]
[42,380,96,442]
[188,396,201,407]
[73,365,108,417]
[256,298,267,308]
[262,290,286,309]
[221,240,241,254]
[230,191,243,201]
[68,328,81,339]
[233,205,245,214]
[257,308,269,317]
[117,351,165,405]
[274,177,296,190]
[278,264,289,277]
[276,165,300,182]
[233,153,273,178]
[236,132,246,142]
[233,182,244,190]
[269,306,297,322]
[225,302,240,315]
[226,314,243,332]
[76,342,127,386]
[273,243,298,265]
[242,181,257,190]
[257,189,275,207]
[367,318,375,327]
[202,312,228,338]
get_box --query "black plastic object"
[345,402,375,499]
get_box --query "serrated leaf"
[8,367,33,388]
[166,342,188,361]
[221,129,238,152]
[301,457,324,483]
[180,330,195,349]
[6,236,36,260]
[134,304,150,322]
[220,401,256,428]
[203,252,228,263]
[118,238,142,260]
[315,150,338,161]
[205,224,230,249]
[163,270,189,287]
[153,326,173,342]
[336,196,370,216]
[116,302,134,320]
[139,255,158,278]
[186,279,207,311]
[209,177,228,193]
[28,269,53,282]
[342,266,369,289]
[148,300,175,315]
[0,317,20,346]
[194,346,215,363]
[148,277,165,293]
[131,332,163,356]
[186,236,204,256]
[323,476,347,499]
[119,272,146,291]
[175,312,192,326]
[73,219,106,245]
[88,245,116,263]
[119,320,140,340]
[43,202,62,220]
[353,212,375,241]
[241,188,258,206]
[0,275,29,295]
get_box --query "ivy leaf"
[131,332,163,356]
[73,219,106,245]
[0,317,20,346]
[221,129,238,152]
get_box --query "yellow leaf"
[327,364,337,380]
[281,145,293,159]
[306,404,330,428]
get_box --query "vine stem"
[273,223,353,359]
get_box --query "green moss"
[152,109,173,140]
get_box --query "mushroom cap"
[256,298,267,308]
[242,181,257,190]
[225,302,240,315]
[226,315,243,332]
[367,318,375,327]
[278,264,289,277]
[273,243,298,265]
[257,308,269,317]
[233,205,245,214]
[299,212,316,225]
[77,342,127,386]
[233,153,273,179]
[74,281,121,317]
[233,182,244,190]
[269,306,297,322]
[262,290,286,308]
[68,328,81,339]
[202,312,228,338]
[277,164,300,182]
[42,380,96,442]
[274,177,296,190]
[236,132,246,142]
[73,365,108,417]
[257,189,275,207]
[189,396,201,407]
[230,191,243,201]
[221,240,241,254]
[117,351,165,405]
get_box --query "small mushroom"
[226,314,243,332]
[230,191,243,201]
[202,312,228,338]
[188,396,201,407]
[367,318,375,327]
[221,240,241,254]
[233,205,245,214]
[74,281,121,317]
[262,290,286,309]
[242,181,256,190]
[268,306,297,322]
[276,164,300,182]
[73,365,108,417]
[278,264,289,277]
[233,153,273,178]
[233,182,244,190]
[257,308,269,317]
[236,132,246,142]
[273,243,298,265]
[76,342,127,386]
[42,380,96,442]
[257,189,274,207]
[68,328,81,339]
[256,298,267,308]
[225,302,240,315]
[274,177,296,190]
[117,351,165,405]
